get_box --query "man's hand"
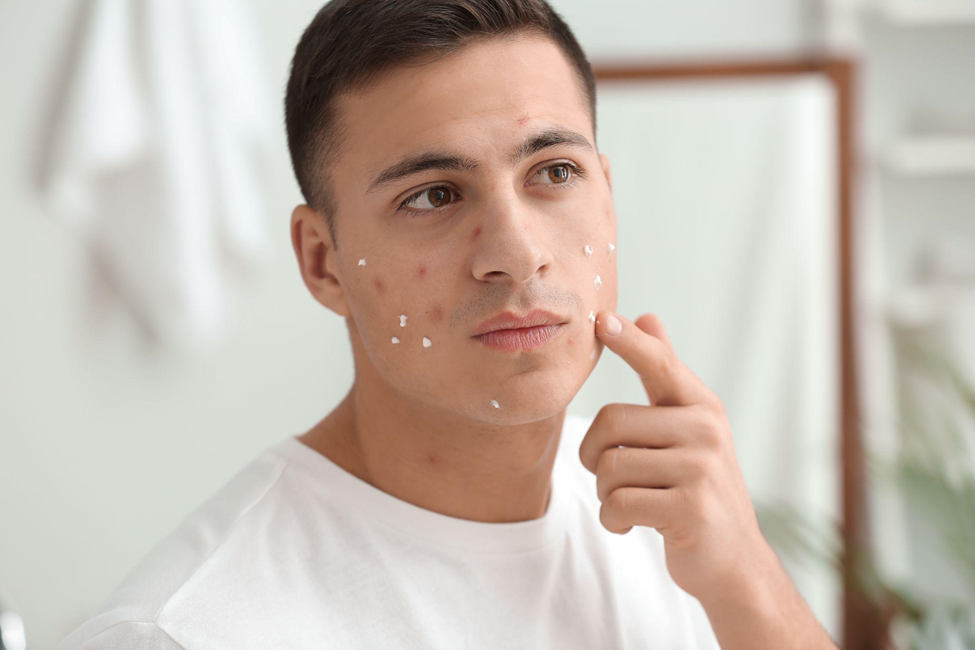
[579,311,763,598]
[580,311,838,650]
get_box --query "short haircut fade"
[284,0,597,248]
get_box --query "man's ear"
[290,204,351,317]
[598,152,612,193]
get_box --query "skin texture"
[291,34,617,524]
[290,31,837,650]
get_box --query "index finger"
[595,311,714,407]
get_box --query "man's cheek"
[574,234,617,361]
[424,303,445,325]
[576,237,616,291]
[358,259,447,350]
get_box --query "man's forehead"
[339,39,595,193]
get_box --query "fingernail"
[604,313,622,336]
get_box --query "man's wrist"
[697,533,780,617]
[696,535,839,650]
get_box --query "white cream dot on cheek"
[358,258,366,266]
[594,275,602,290]
[490,399,500,409]
[608,243,615,254]
[422,337,432,348]
[584,244,593,258]
[391,336,400,344]
[399,314,408,327]
[588,310,595,323]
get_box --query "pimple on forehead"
[417,264,427,278]
[471,225,482,242]
[516,116,530,126]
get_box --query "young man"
[60,1,839,648]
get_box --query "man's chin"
[475,366,585,423]
[476,399,568,426]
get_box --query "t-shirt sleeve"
[58,620,186,650]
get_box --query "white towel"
[32,0,274,348]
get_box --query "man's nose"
[469,189,555,284]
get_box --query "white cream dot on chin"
[490,399,500,409]
[422,337,432,348]
[358,258,366,266]
[391,336,400,344]
[588,310,595,323]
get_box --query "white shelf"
[882,0,975,25]
[882,134,975,176]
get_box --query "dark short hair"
[284,0,597,249]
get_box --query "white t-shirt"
[58,414,721,649]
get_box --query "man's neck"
[298,381,566,524]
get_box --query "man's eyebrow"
[365,126,594,195]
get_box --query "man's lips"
[472,309,566,336]
[475,323,565,352]
[472,309,568,352]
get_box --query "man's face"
[296,34,618,425]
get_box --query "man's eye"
[397,186,458,213]
[394,161,585,215]
[533,162,582,186]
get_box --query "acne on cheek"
[355,259,408,345]
[363,257,445,345]
[414,266,443,321]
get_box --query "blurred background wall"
[1,1,973,649]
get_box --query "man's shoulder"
[58,446,291,649]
